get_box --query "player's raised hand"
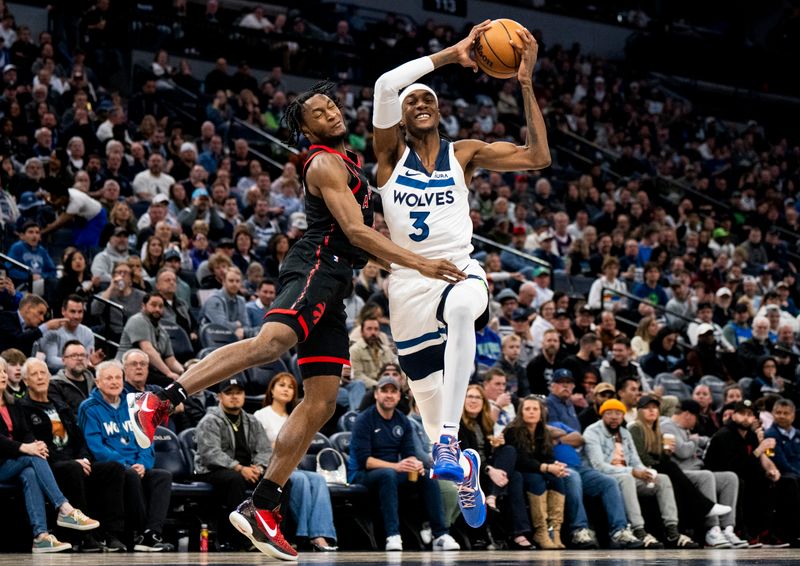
[511,27,538,84]
[450,19,493,71]
[418,258,466,283]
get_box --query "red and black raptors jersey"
[300,144,374,269]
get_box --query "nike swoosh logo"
[256,511,278,537]
[406,171,423,177]
[374,428,381,433]
[141,405,155,413]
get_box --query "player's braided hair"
[282,80,340,145]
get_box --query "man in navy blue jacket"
[767,398,800,476]
[764,398,800,545]
[349,375,459,552]
[78,360,173,552]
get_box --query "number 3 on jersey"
[409,211,430,242]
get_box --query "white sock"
[441,280,488,426]
[407,372,443,444]
[439,421,459,439]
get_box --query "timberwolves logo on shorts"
[392,425,404,438]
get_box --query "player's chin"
[406,121,439,137]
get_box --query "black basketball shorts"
[263,247,353,379]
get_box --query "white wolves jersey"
[376,139,473,267]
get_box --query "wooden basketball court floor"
[0,549,798,565]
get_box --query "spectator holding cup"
[628,395,732,547]
[583,398,697,548]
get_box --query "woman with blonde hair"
[631,315,660,359]
[254,373,337,551]
[138,115,157,141]
[126,256,152,292]
[503,396,567,549]
[628,395,726,548]
[99,201,137,247]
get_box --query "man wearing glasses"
[51,339,99,414]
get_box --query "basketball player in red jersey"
[127,81,465,561]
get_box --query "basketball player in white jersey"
[372,21,551,528]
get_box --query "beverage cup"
[646,468,657,489]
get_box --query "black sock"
[252,479,283,510]
[160,382,188,405]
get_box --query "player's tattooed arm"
[457,27,550,176]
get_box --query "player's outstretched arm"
[372,20,492,182]
[459,27,551,174]
[307,153,465,283]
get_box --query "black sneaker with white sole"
[79,534,102,552]
[102,533,127,552]
[133,531,173,552]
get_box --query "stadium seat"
[553,271,572,293]
[738,377,754,394]
[199,323,238,349]
[161,321,194,362]
[178,427,199,473]
[699,375,726,408]
[197,346,216,359]
[654,373,693,401]
[308,432,333,455]
[196,289,215,306]
[299,432,334,471]
[329,431,352,457]
[337,410,359,432]
[570,275,595,297]
[153,426,213,497]
[247,360,289,395]
[288,353,301,382]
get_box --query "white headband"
[398,83,438,108]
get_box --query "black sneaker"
[633,527,665,549]
[103,533,127,552]
[609,527,645,549]
[79,534,102,552]
[133,531,173,552]
[666,534,700,549]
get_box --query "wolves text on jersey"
[393,190,455,207]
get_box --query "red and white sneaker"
[229,498,297,561]
[127,392,170,449]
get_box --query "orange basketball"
[474,19,526,79]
